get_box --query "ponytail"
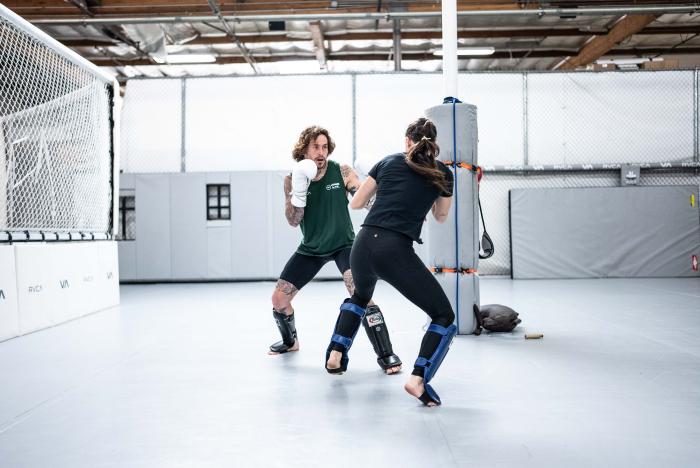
[405,118,449,194]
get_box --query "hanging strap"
[478,195,494,260]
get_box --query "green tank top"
[297,160,355,256]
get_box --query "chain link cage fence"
[478,170,700,276]
[478,70,700,275]
[0,5,116,242]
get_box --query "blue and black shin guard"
[414,323,458,405]
[325,299,366,374]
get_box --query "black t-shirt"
[362,153,454,243]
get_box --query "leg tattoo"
[276,279,298,297]
[342,270,355,296]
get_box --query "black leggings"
[331,226,455,376]
[279,248,351,291]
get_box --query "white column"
[441,0,458,99]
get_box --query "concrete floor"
[0,278,698,468]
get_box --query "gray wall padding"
[425,102,478,165]
[134,175,172,279]
[231,171,273,279]
[170,173,208,279]
[205,172,233,278]
[118,171,369,282]
[510,186,700,278]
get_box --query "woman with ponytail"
[324,118,457,407]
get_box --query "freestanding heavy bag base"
[432,272,480,335]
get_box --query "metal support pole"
[393,19,401,72]
[180,78,187,173]
[523,73,529,167]
[352,74,357,167]
[694,68,699,162]
[442,0,458,98]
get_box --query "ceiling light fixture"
[434,47,495,56]
[595,57,663,66]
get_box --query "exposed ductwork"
[29,5,700,26]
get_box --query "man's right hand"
[290,159,318,207]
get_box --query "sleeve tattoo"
[341,164,361,198]
[284,175,305,227]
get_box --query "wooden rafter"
[557,14,658,70]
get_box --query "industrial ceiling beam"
[64,0,93,17]
[62,0,156,64]
[54,25,700,48]
[23,5,700,25]
[11,1,528,17]
[84,46,700,67]
[206,0,258,73]
[557,14,659,70]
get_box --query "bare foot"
[385,364,402,375]
[267,340,299,355]
[404,375,437,407]
[326,349,343,373]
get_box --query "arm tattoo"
[341,164,361,198]
[283,175,305,227]
[275,279,298,296]
[342,270,355,296]
[285,204,305,227]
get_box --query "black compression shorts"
[279,248,351,291]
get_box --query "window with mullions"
[117,195,135,240]
[207,184,230,220]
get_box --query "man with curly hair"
[268,125,402,375]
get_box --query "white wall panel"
[96,241,120,310]
[76,242,101,319]
[231,172,272,278]
[170,173,208,279]
[135,175,172,280]
[11,242,118,337]
[47,242,82,325]
[15,243,52,334]
[0,245,19,342]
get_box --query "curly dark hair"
[292,126,335,161]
